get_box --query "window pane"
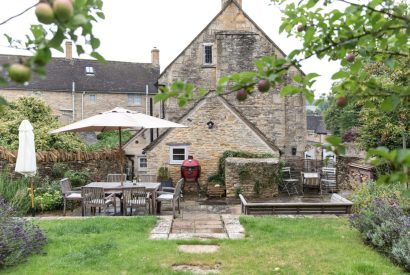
[173,155,185,161]
[128,95,141,106]
[173,148,185,154]
[204,45,212,64]
[139,158,147,168]
[89,94,96,102]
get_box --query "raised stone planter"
[225,157,279,198]
[207,184,226,198]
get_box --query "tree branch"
[337,0,410,23]
[0,3,38,26]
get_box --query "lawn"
[2,217,405,275]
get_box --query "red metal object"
[181,156,201,182]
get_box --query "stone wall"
[158,2,307,158]
[0,90,161,124]
[225,157,279,198]
[0,157,125,183]
[146,96,279,189]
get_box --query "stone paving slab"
[168,233,228,240]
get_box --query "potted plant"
[157,166,173,189]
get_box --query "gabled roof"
[143,93,280,154]
[159,0,304,81]
[307,115,329,135]
[0,55,159,94]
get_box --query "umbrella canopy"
[50,107,186,134]
[15,120,37,177]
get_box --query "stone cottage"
[0,42,161,125]
[124,0,307,187]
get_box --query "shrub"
[34,181,63,212]
[350,197,410,271]
[0,198,47,268]
[64,170,90,187]
[0,169,30,215]
[350,182,402,212]
[51,163,69,179]
[392,235,410,271]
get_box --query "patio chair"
[156,178,184,218]
[123,187,150,215]
[60,178,84,216]
[137,174,157,182]
[107,173,126,182]
[280,167,300,196]
[321,167,336,194]
[82,187,116,216]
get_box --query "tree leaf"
[90,52,107,64]
[331,71,349,80]
[381,96,400,112]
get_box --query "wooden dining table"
[84,182,161,214]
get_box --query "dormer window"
[203,43,213,65]
[85,66,95,76]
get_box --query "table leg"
[151,190,157,215]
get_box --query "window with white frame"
[88,94,96,103]
[85,66,95,75]
[203,44,213,65]
[138,156,147,171]
[169,146,188,164]
[128,94,141,106]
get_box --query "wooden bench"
[239,194,352,215]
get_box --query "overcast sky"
[0,0,340,97]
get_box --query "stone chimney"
[222,0,242,9]
[65,41,72,60]
[151,47,160,68]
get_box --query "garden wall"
[0,147,126,182]
[225,157,279,198]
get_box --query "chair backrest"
[322,167,336,180]
[107,173,126,182]
[82,187,106,205]
[60,178,72,195]
[281,167,293,179]
[173,178,184,199]
[123,187,147,202]
[138,174,156,182]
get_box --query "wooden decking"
[239,194,353,215]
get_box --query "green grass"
[2,217,405,275]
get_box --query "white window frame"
[203,43,213,65]
[137,156,147,171]
[85,66,95,75]
[169,145,188,165]
[128,94,142,106]
[88,94,96,103]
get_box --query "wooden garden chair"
[156,178,184,218]
[106,173,126,182]
[122,187,150,215]
[60,178,83,216]
[81,186,116,216]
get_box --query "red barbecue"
[181,156,201,194]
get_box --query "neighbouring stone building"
[0,42,161,125]
[125,0,307,189]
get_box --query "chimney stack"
[151,47,160,68]
[65,41,73,60]
[222,0,242,9]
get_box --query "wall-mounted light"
[207,120,215,129]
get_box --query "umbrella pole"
[29,177,35,217]
[119,128,124,186]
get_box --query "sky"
[0,0,341,97]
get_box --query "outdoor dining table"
[301,172,321,193]
[84,182,161,215]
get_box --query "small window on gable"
[85,66,95,76]
[138,156,147,171]
[89,94,96,103]
[169,146,188,165]
[203,44,213,65]
[128,94,141,106]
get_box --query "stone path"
[149,214,244,240]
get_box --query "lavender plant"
[0,198,47,268]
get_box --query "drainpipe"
[71,82,75,121]
[146,85,149,115]
[81,92,86,120]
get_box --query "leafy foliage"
[1,0,105,85]
[34,181,63,212]
[0,97,86,151]
[87,130,132,150]
[0,198,47,268]
[64,170,90,187]
[0,169,30,216]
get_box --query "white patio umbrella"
[50,107,187,184]
[15,120,37,217]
